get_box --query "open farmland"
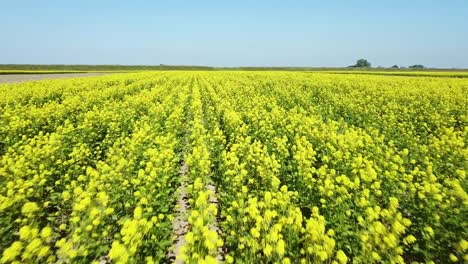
[0,71,467,263]
[0,73,112,84]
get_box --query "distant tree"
[391,65,399,68]
[355,59,371,68]
[409,64,425,69]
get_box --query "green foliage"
[355,59,372,68]
[409,64,425,69]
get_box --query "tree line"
[349,59,425,69]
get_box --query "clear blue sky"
[1,0,467,68]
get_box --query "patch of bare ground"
[167,161,189,264]
[206,181,224,262]
[0,73,111,83]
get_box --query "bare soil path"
[0,73,111,83]
[168,160,189,264]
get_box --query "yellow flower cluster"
[1,73,186,263]
[0,71,466,263]
[196,71,467,263]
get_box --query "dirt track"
[0,73,110,84]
